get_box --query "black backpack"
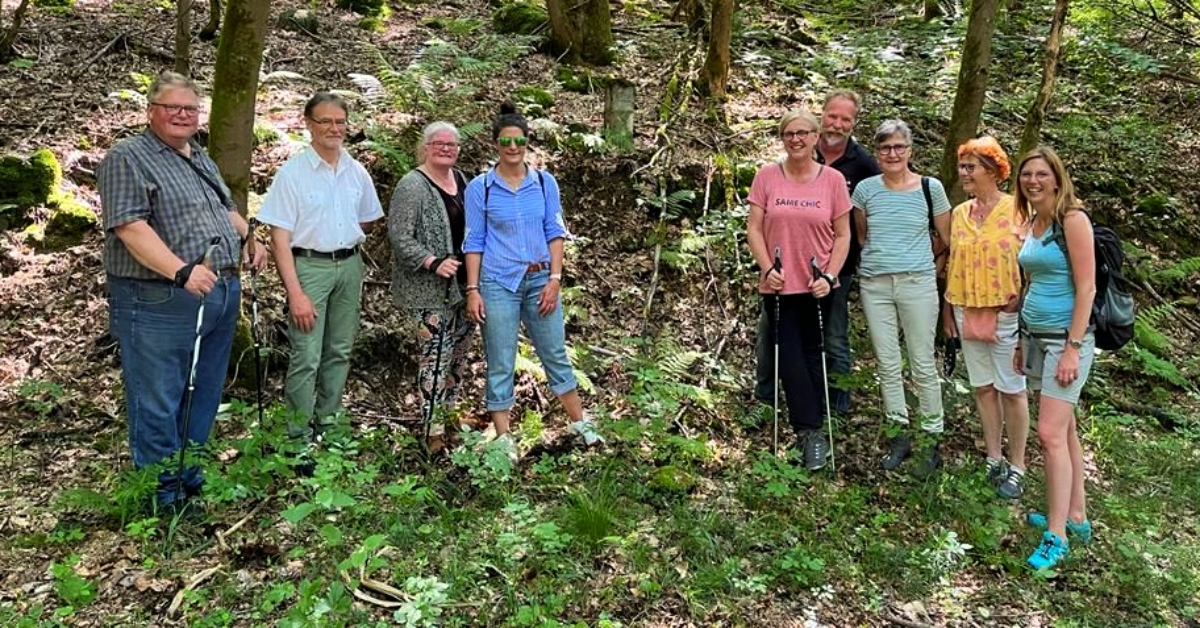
[1052,212,1135,350]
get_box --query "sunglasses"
[497,136,528,147]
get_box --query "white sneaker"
[568,419,605,446]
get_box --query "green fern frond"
[1130,346,1191,389]
[1153,256,1200,285]
[659,348,707,382]
[459,122,487,139]
[1136,302,1176,327]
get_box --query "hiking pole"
[245,219,265,429]
[772,246,782,457]
[810,256,836,475]
[422,266,454,455]
[175,237,223,506]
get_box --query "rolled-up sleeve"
[541,171,568,242]
[462,176,487,254]
[97,151,151,231]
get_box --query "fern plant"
[1134,302,1175,357]
[1152,256,1200,286]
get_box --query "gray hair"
[148,71,202,103]
[873,119,912,147]
[304,92,349,118]
[416,121,460,165]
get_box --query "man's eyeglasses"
[152,103,201,116]
[427,141,460,151]
[309,117,349,128]
[497,136,528,147]
[878,144,910,155]
[782,129,817,140]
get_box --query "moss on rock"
[0,149,64,230]
[493,1,546,36]
[649,464,697,494]
[40,194,98,250]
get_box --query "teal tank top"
[1018,226,1075,330]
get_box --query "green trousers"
[285,253,364,438]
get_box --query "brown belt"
[526,262,549,274]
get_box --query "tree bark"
[0,0,35,63]
[546,0,613,65]
[1017,0,1069,161]
[174,0,195,75]
[700,0,732,99]
[939,0,1000,205]
[603,78,636,136]
[208,0,271,215]
[200,0,222,40]
[923,0,943,20]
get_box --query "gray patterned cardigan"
[388,169,465,310]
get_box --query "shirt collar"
[143,129,203,156]
[484,165,536,189]
[302,146,348,171]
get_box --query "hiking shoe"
[881,434,912,471]
[985,459,1009,486]
[800,429,831,471]
[1026,512,1093,545]
[911,443,942,479]
[568,418,606,446]
[997,468,1026,500]
[1027,530,1070,570]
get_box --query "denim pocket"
[134,282,175,305]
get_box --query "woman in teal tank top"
[1014,147,1098,571]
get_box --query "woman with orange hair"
[944,137,1031,499]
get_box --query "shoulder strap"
[921,176,933,225]
[170,149,231,209]
[538,169,546,203]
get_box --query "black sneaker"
[881,434,912,471]
[800,429,831,471]
[912,443,942,479]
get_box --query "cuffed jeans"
[755,274,853,414]
[859,271,944,433]
[480,270,577,412]
[109,274,241,506]
[285,253,364,438]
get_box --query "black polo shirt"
[817,137,881,276]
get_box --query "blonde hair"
[777,109,820,138]
[1013,146,1084,226]
[957,136,1011,182]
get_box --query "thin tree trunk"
[604,79,636,135]
[923,0,943,20]
[174,0,195,75]
[939,0,1000,205]
[1017,0,1069,160]
[701,0,732,98]
[208,0,271,214]
[0,0,35,63]
[200,0,221,40]
[546,0,613,65]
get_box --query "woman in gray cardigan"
[388,121,475,434]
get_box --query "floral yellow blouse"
[944,195,1026,308]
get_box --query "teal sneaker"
[1026,512,1093,545]
[1027,530,1069,570]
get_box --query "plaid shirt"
[98,130,241,280]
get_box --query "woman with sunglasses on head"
[388,121,476,440]
[747,108,852,471]
[463,102,601,458]
[1014,146,1096,571]
[851,120,951,477]
[944,137,1031,499]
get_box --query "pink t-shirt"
[749,162,852,294]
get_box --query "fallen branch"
[78,32,127,74]
[1136,278,1200,335]
[167,566,222,617]
[216,501,265,552]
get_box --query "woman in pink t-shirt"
[747,109,853,470]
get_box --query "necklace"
[970,193,1001,223]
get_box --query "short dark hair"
[491,101,529,140]
[304,92,349,118]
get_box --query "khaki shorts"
[954,307,1026,394]
[1022,331,1095,405]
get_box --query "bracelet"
[549,273,562,281]
[464,285,479,293]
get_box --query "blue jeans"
[755,275,853,414]
[109,274,240,506]
[480,270,577,412]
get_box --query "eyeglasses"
[426,141,460,151]
[309,117,349,128]
[878,144,909,155]
[957,163,980,173]
[152,103,201,116]
[497,136,528,147]
[782,129,817,140]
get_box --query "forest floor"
[2,0,1200,626]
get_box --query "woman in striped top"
[851,120,951,477]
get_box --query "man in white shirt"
[257,92,383,440]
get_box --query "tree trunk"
[672,0,709,34]
[938,0,1000,205]
[700,0,732,99]
[208,0,271,215]
[175,0,195,75]
[546,0,613,65]
[0,0,35,63]
[603,78,636,136]
[923,0,943,20]
[1017,0,1069,161]
[199,0,222,40]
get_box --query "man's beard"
[822,132,848,147]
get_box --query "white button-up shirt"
[257,147,383,251]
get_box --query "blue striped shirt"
[463,167,569,292]
[851,175,951,278]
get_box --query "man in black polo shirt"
[755,90,880,417]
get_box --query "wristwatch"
[1067,338,1084,350]
[819,272,836,287]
